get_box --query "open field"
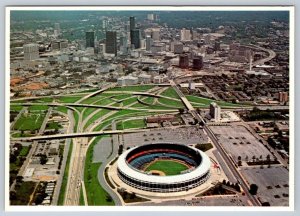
[145,160,189,176]
[14,113,45,131]
[116,119,146,130]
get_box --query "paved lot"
[93,137,113,163]
[122,126,209,148]
[133,195,249,206]
[210,125,272,164]
[240,166,289,206]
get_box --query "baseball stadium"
[116,143,211,193]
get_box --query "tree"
[10,191,17,200]
[178,108,185,114]
[16,175,23,183]
[10,154,17,163]
[40,154,48,165]
[249,184,258,195]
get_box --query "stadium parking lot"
[209,125,272,164]
[121,126,209,149]
[133,195,249,206]
[240,166,289,206]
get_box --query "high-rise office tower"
[86,31,95,48]
[214,40,221,51]
[146,35,153,51]
[130,16,135,31]
[193,56,204,70]
[23,44,39,60]
[179,54,189,69]
[210,102,221,122]
[180,28,191,41]
[54,23,61,36]
[131,29,141,49]
[105,31,117,56]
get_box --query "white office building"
[209,102,221,122]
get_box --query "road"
[171,80,261,206]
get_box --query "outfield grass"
[57,140,73,205]
[84,136,114,206]
[14,113,45,131]
[145,160,188,176]
[160,87,180,99]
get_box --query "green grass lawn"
[117,119,146,130]
[108,85,155,92]
[186,95,244,108]
[28,105,49,111]
[57,140,73,205]
[158,98,184,108]
[145,160,188,176]
[54,106,69,114]
[81,96,104,104]
[46,122,62,130]
[160,87,180,99]
[57,96,82,103]
[84,136,114,206]
[10,105,23,112]
[121,97,138,106]
[82,108,98,119]
[79,186,85,206]
[19,146,31,157]
[14,113,45,131]
[140,96,155,105]
[83,109,112,130]
[37,97,53,103]
[112,94,132,100]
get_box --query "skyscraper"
[180,28,191,41]
[86,31,95,48]
[131,29,141,49]
[54,23,61,36]
[105,31,117,56]
[193,56,204,70]
[23,44,39,60]
[146,35,153,51]
[130,16,135,31]
[210,102,221,122]
[179,54,189,69]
